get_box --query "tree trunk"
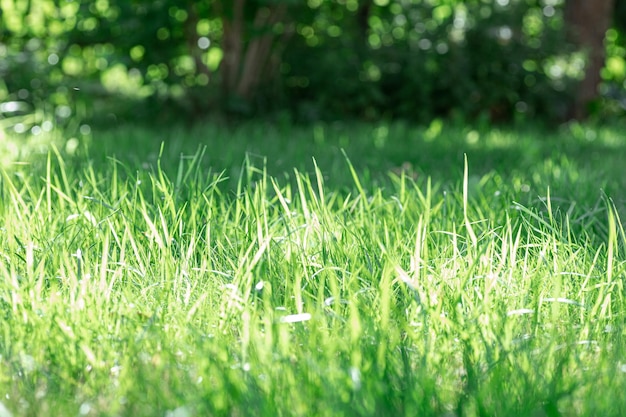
[236,4,287,99]
[218,0,245,100]
[564,0,615,119]
[356,0,372,40]
[214,0,290,110]
[184,2,211,78]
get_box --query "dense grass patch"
[1,122,625,416]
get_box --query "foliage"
[289,0,573,121]
[0,0,79,133]
[0,0,624,128]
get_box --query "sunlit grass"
[0,122,625,416]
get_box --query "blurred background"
[0,0,624,134]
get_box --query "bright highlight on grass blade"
[164,406,192,417]
[0,401,13,417]
[279,313,312,323]
[506,309,535,316]
[0,402,13,417]
[541,297,585,308]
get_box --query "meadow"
[1,120,626,416]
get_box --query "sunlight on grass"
[0,124,625,416]
[0,129,76,170]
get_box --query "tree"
[3,0,622,125]
[214,0,294,112]
[564,0,615,119]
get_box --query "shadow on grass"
[70,120,626,195]
[4,119,626,241]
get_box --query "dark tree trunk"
[356,0,372,40]
[236,3,287,99]
[213,0,289,110]
[217,0,245,101]
[564,0,615,119]
[184,2,211,79]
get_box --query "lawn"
[1,120,626,416]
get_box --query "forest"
[1,0,624,130]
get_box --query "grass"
[1,120,626,416]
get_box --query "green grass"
[1,121,626,416]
